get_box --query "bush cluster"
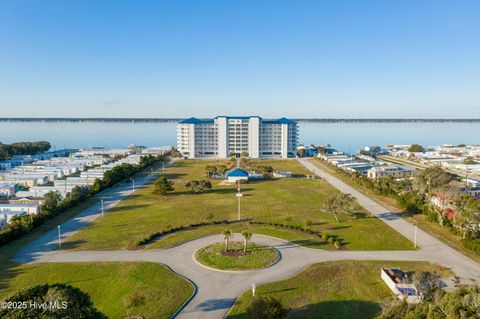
[248,221,343,248]
[133,219,239,247]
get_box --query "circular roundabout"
[194,241,280,271]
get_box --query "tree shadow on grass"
[310,221,327,226]
[352,212,368,219]
[60,239,87,250]
[290,239,328,248]
[0,265,27,292]
[163,173,187,180]
[169,188,254,196]
[326,225,351,230]
[291,174,306,178]
[288,300,382,319]
[227,300,382,319]
[108,204,149,212]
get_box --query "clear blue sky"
[1,0,479,118]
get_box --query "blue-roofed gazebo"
[225,168,249,183]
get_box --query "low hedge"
[134,219,344,249]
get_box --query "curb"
[164,263,198,319]
[191,241,281,273]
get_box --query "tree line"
[0,141,51,160]
[320,159,480,254]
[0,154,168,247]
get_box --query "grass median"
[196,242,279,270]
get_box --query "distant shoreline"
[1,118,480,123]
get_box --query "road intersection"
[9,158,480,319]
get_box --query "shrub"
[205,213,214,220]
[305,219,313,229]
[328,237,335,244]
[124,292,146,310]
[186,179,212,193]
[247,296,288,319]
[321,232,329,241]
[153,175,174,195]
[334,241,341,249]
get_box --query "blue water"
[0,121,478,153]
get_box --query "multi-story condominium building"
[177,116,298,159]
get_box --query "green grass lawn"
[0,160,193,319]
[63,159,413,251]
[310,158,480,263]
[0,262,193,319]
[196,242,279,270]
[227,260,452,319]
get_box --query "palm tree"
[205,165,217,177]
[222,229,233,252]
[241,230,252,253]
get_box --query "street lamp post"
[132,180,135,193]
[57,225,61,249]
[101,198,104,216]
[236,192,242,221]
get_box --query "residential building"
[9,197,46,206]
[367,165,416,179]
[177,116,298,159]
[0,203,39,215]
[1,175,48,187]
[381,268,422,304]
[0,184,16,197]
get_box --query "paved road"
[11,158,480,319]
[27,233,427,319]
[14,164,166,264]
[297,158,480,284]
